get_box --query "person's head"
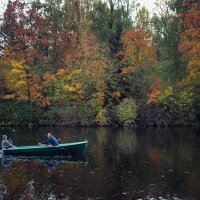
[47,133,52,138]
[2,135,7,140]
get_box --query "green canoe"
[2,140,88,156]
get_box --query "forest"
[0,0,199,127]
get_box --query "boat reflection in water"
[1,154,87,171]
[2,140,88,156]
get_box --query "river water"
[0,127,200,200]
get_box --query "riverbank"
[0,101,199,128]
[1,121,200,128]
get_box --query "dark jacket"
[1,139,14,149]
[41,135,59,146]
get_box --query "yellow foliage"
[3,94,16,100]
[10,69,24,75]
[15,80,27,88]
[159,87,173,101]
[64,83,81,93]
[3,59,30,101]
[18,94,29,101]
[96,109,110,126]
[44,73,56,81]
[43,73,57,86]
[66,69,82,81]
[10,60,29,70]
[177,88,193,113]
[64,85,77,92]
[95,91,105,104]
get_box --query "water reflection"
[1,154,86,172]
[0,154,88,200]
[0,127,200,199]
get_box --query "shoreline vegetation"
[1,121,200,128]
[0,1,199,128]
[0,101,199,128]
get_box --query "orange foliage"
[112,91,121,98]
[121,29,157,73]
[121,66,137,74]
[147,80,163,104]
[179,2,200,80]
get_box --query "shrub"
[39,106,59,125]
[76,103,97,126]
[116,98,137,126]
[57,106,79,126]
[0,101,40,125]
[96,108,110,126]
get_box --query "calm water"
[0,127,200,200]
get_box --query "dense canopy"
[0,0,199,126]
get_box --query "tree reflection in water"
[0,127,200,199]
[0,155,87,200]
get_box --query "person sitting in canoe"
[1,135,15,149]
[39,133,59,146]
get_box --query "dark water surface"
[0,127,200,200]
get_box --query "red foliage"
[2,1,49,65]
[180,1,200,27]
[148,80,163,102]
[2,0,73,68]
[179,1,200,76]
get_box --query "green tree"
[116,98,137,126]
[90,0,133,55]
[151,0,185,84]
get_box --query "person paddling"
[1,135,15,149]
[39,133,59,146]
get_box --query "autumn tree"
[178,1,200,119]
[1,1,49,65]
[118,27,157,104]
[0,0,199,126]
